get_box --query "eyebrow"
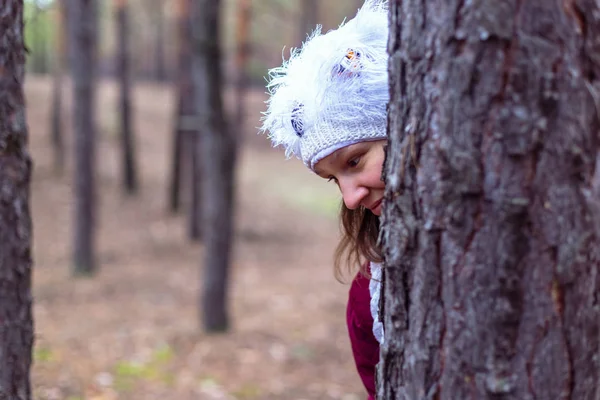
[314,145,354,176]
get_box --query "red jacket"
[346,272,380,399]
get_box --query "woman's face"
[314,140,387,216]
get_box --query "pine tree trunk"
[234,0,252,133]
[154,6,166,82]
[192,0,236,332]
[379,0,600,399]
[169,0,194,215]
[298,0,318,46]
[0,2,34,398]
[50,0,65,175]
[168,104,184,213]
[179,0,201,240]
[114,0,138,194]
[68,0,97,276]
[189,132,201,240]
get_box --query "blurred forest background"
[24,0,368,399]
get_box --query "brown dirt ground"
[26,76,367,400]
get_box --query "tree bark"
[168,0,195,216]
[114,0,138,194]
[68,0,98,275]
[50,0,66,175]
[234,0,252,133]
[153,3,166,82]
[0,1,34,398]
[380,1,600,399]
[192,0,236,332]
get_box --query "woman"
[261,1,389,398]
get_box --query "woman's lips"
[369,198,383,213]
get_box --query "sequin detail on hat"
[291,104,305,137]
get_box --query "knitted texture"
[260,0,389,170]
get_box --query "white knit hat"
[260,0,389,170]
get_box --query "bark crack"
[555,274,575,399]
[563,0,587,37]
[453,0,466,33]
[435,231,445,400]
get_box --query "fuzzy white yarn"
[260,0,389,170]
[369,262,384,344]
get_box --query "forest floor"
[27,76,366,400]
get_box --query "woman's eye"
[348,156,361,168]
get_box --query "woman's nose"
[339,178,368,210]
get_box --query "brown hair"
[334,202,383,282]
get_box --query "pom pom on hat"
[260,0,390,170]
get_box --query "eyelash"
[348,156,361,168]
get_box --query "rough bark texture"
[0,1,34,398]
[192,0,236,332]
[68,0,97,275]
[114,0,138,194]
[188,131,201,240]
[380,1,600,399]
[50,0,65,175]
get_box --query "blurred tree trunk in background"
[114,0,138,194]
[379,0,600,398]
[169,0,195,217]
[0,1,34,398]
[191,0,237,332]
[68,0,98,276]
[50,0,66,175]
[149,0,167,82]
[298,0,318,46]
[234,0,252,133]
[188,127,201,240]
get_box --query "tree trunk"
[298,0,318,46]
[114,0,138,194]
[192,0,236,332]
[380,0,600,399]
[168,0,194,215]
[68,0,98,276]
[50,0,66,175]
[234,0,252,133]
[153,5,166,82]
[189,132,201,240]
[0,2,34,398]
